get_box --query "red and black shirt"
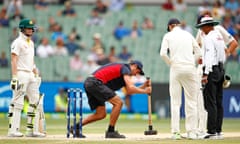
[92,63,131,90]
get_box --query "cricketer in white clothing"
[160,18,202,140]
[8,19,45,137]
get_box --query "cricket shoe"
[187,132,198,140]
[105,131,126,138]
[196,131,206,139]
[216,132,224,139]
[70,126,86,138]
[7,131,24,137]
[198,132,217,139]
[25,130,46,137]
[171,132,181,140]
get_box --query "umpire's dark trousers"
[203,64,224,134]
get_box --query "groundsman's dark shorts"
[84,77,116,111]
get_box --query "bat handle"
[146,77,151,88]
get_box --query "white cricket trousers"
[196,64,207,133]
[169,64,198,134]
[12,71,39,106]
[9,71,39,133]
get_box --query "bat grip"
[146,77,151,88]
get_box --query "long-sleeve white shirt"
[160,26,201,67]
[196,25,235,47]
[202,30,226,75]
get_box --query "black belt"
[203,62,224,74]
[213,62,223,69]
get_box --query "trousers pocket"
[211,67,224,82]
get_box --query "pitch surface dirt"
[1,132,239,141]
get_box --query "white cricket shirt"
[160,26,201,66]
[196,25,235,47]
[202,30,226,75]
[11,32,35,72]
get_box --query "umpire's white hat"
[195,16,219,28]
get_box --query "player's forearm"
[11,63,17,76]
[227,40,238,56]
[11,55,17,76]
[138,84,146,89]
[126,85,147,95]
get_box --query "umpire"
[73,60,152,138]
[196,16,226,139]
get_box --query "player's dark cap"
[167,18,180,32]
[195,15,219,28]
[130,60,145,75]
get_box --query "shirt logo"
[216,35,223,41]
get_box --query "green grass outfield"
[0,113,240,144]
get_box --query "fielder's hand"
[201,75,208,85]
[198,57,202,64]
[10,76,20,90]
[225,49,231,57]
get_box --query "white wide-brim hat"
[195,16,219,28]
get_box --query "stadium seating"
[0,4,239,83]
[0,67,11,81]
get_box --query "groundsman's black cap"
[130,60,145,75]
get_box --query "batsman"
[7,19,45,137]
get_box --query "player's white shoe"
[25,131,46,137]
[196,131,206,139]
[216,132,224,139]
[171,132,181,140]
[187,132,198,140]
[8,131,24,137]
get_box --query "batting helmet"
[19,19,35,29]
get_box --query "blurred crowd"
[0,0,240,81]
[0,0,134,81]
[196,0,240,62]
[162,0,240,61]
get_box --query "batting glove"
[10,75,20,90]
